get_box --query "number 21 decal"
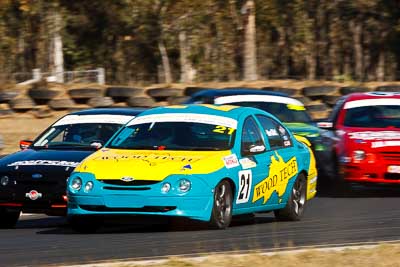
[236,170,252,204]
[213,125,235,135]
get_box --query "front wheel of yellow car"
[274,174,307,221]
[209,180,233,229]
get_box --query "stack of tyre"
[1,81,400,120]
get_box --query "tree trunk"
[277,26,289,77]
[328,26,340,78]
[242,0,257,81]
[53,10,64,83]
[179,31,195,83]
[376,30,388,82]
[306,32,317,80]
[376,50,385,82]
[350,19,363,81]
[158,40,172,84]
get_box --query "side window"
[256,115,292,149]
[328,96,346,126]
[241,117,265,154]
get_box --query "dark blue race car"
[0,108,144,228]
[186,89,328,173]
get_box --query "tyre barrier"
[68,88,103,100]
[0,90,19,103]
[305,102,328,112]
[1,83,400,120]
[87,97,114,108]
[9,98,35,111]
[322,95,342,107]
[106,87,144,98]
[183,87,211,96]
[146,88,183,101]
[375,85,400,92]
[339,86,370,95]
[48,98,76,110]
[262,87,298,96]
[32,106,53,119]
[126,96,156,107]
[167,96,190,105]
[302,86,338,97]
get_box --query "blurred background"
[1,0,400,153]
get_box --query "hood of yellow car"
[76,149,232,181]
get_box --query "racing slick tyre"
[305,102,328,112]
[339,86,370,95]
[9,97,35,111]
[0,90,18,103]
[68,216,102,234]
[274,174,306,221]
[126,96,156,107]
[28,88,60,101]
[302,86,337,97]
[375,85,400,92]
[68,88,103,100]
[106,86,144,98]
[167,96,190,105]
[0,208,20,228]
[294,96,312,105]
[48,98,76,110]
[146,88,183,101]
[262,87,298,96]
[322,95,341,107]
[183,87,210,96]
[209,180,233,229]
[87,96,114,107]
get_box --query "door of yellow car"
[235,116,272,209]
[250,115,300,207]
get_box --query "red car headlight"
[352,150,376,164]
[352,150,366,163]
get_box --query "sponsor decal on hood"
[77,149,231,181]
[7,160,80,167]
[371,140,400,148]
[349,131,400,140]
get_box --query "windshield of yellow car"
[108,121,236,151]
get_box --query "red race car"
[318,92,400,185]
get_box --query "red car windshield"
[344,105,400,128]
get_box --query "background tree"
[0,0,400,84]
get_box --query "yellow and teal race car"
[67,104,317,232]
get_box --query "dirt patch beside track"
[67,243,400,267]
[0,112,67,154]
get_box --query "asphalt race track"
[1,184,400,267]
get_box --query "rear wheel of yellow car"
[209,180,233,229]
[274,174,307,221]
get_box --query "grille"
[79,205,176,212]
[384,173,400,180]
[99,180,160,186]
[380,152,400,161]
[16,180,59,186]
[103,186,151,191]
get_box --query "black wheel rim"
[292,177,306,215]
[214,182,232,226]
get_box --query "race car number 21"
[236,170,252,204]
